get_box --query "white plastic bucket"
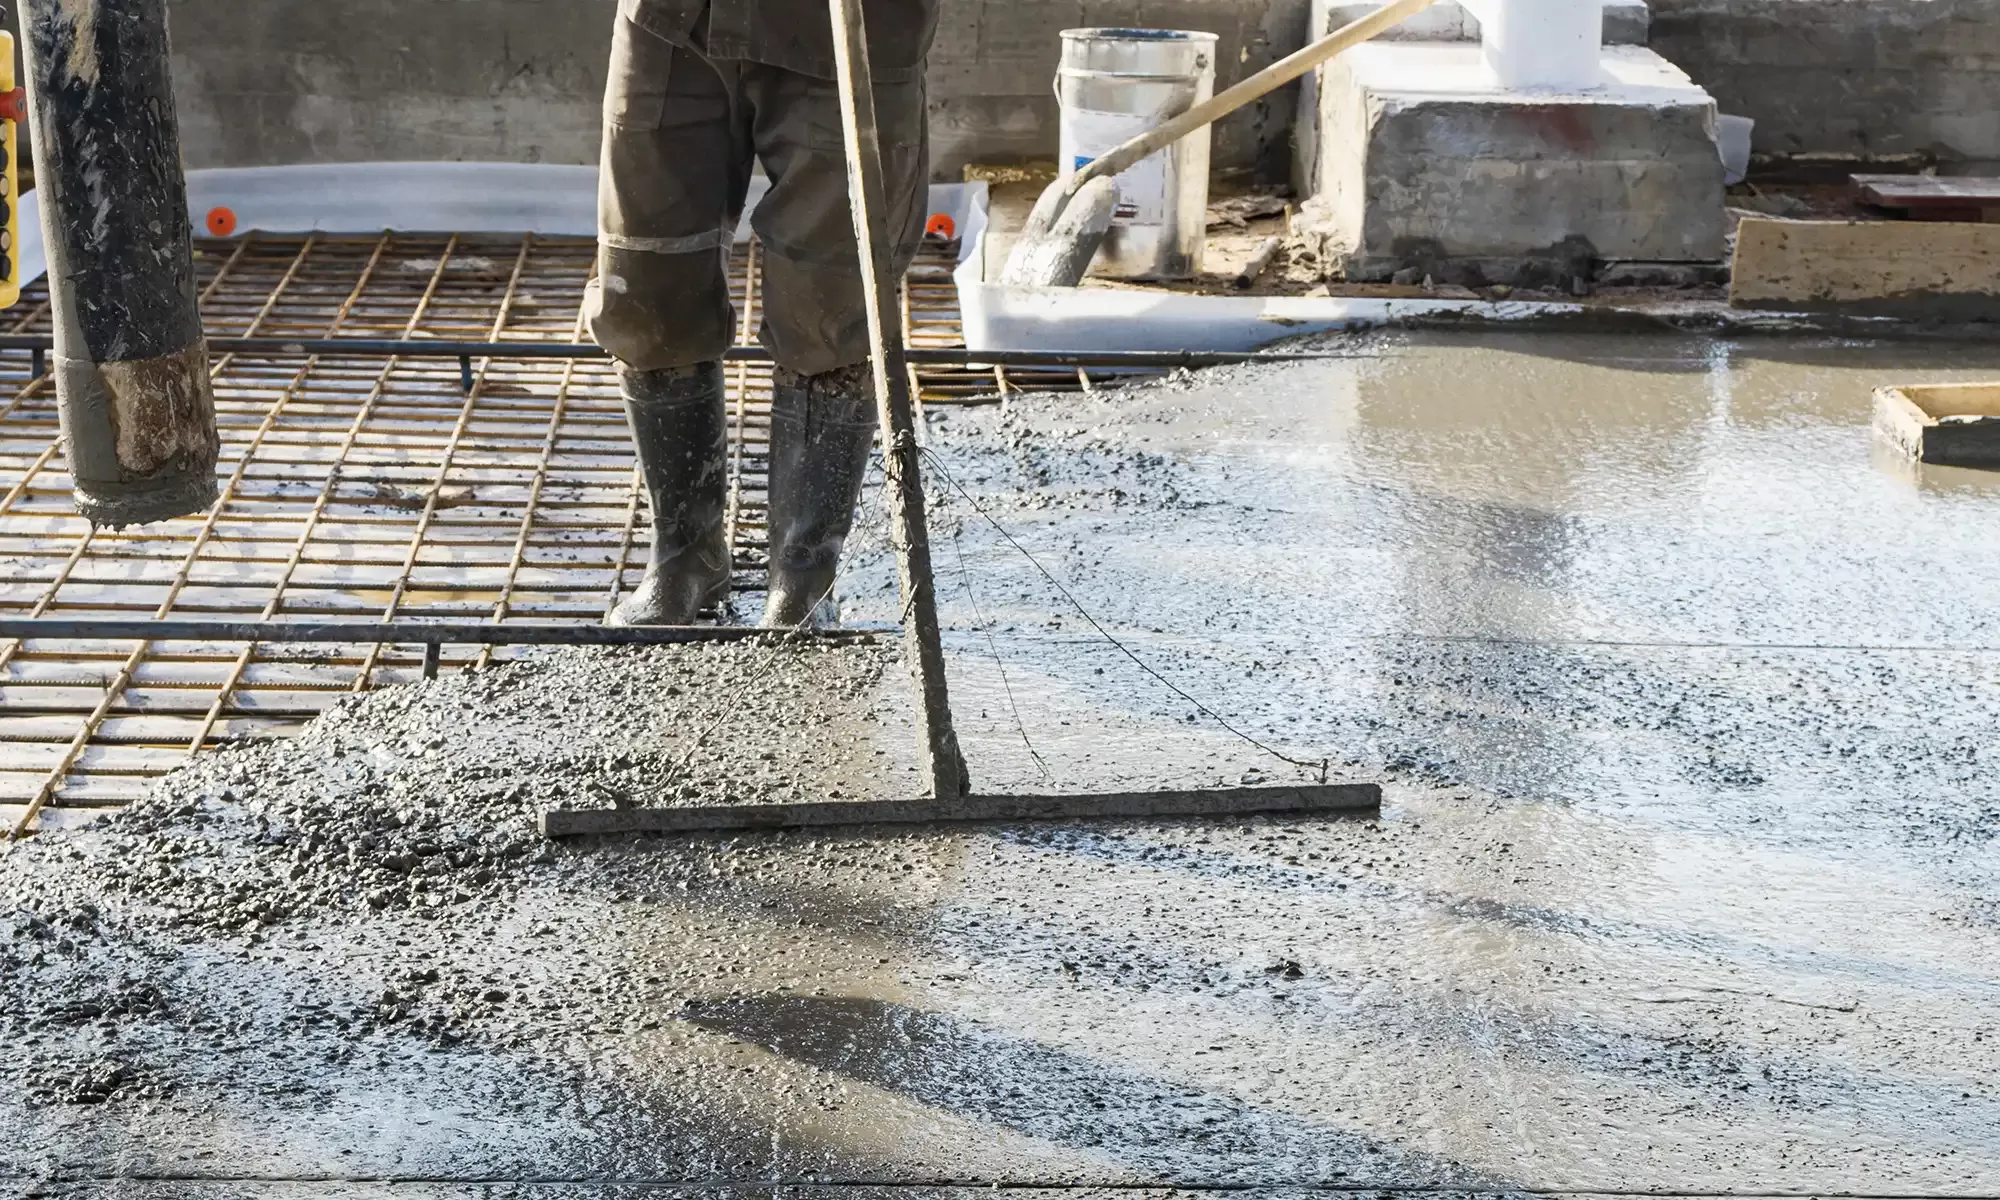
[1056,28,1218,280]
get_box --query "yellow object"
[0,32,19,311]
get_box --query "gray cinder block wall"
[144,0,1311,179]
[11,0,1994,175]
[1648,0,2000,164]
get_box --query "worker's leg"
[585,18,754,625]
[747,66,930,627]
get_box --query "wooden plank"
[1730,218,2000,319]
[1854,174,2000,210]
[542,783,1382,837]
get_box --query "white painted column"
[1471,0,1606,90]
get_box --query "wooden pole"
[826,0,969,799]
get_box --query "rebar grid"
[0,230,1098,830]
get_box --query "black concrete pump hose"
[18,0,220,527]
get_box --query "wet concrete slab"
[6,331,2000,1193]
[21,1190,1166,1200]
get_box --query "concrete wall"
[164,0,617,167]
[141,0,1309,180]
[1649,0,2000,164]
[13,0,1992,178]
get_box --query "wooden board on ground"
[1729,217,2000,319]
[1853,174,2000,223]
[541,783,1382,837]
[1874,382,2000,467]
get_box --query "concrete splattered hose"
[19,0,218,526]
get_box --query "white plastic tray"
[12,163,1585,353]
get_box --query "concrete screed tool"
[1002,0,1442,289]
[540,0,1382,838]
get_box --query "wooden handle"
[1073,0,1441,190]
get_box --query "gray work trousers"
[584,14,930,376]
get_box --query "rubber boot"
[762,364,878,628]
[608,362,731,626]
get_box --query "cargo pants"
[584,14,931,376]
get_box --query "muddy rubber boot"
[762,364,878,628]
[607,362,731,627]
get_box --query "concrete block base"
[1297,42,1727,286]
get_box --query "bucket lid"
[1058,28,1218,77]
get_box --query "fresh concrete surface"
[6,330,2000,1190]
[1650,0,2000,164]
[1298,42,1725,282]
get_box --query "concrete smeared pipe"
[19,0,218,527]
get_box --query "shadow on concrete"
[928,827,2000,1155]
[679,990,1519,1190]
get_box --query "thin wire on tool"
[943,517,1053,783]
[920,445,1331,783]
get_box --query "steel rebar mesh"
[0,231,1096,831]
